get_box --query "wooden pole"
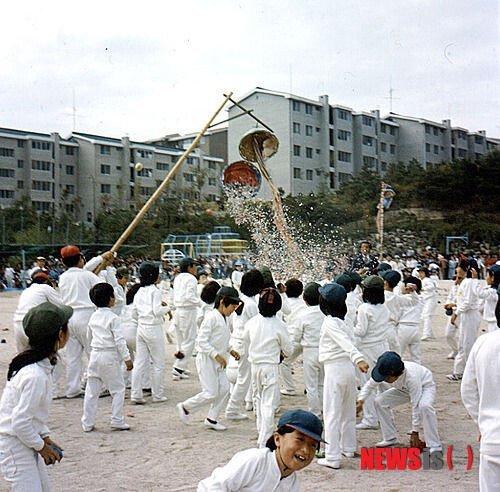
[106,92,233,255]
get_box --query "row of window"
[380,142,397,154]
[380,124,398,136]
[292,123,318,136]
[293,145,321,158]
[0,148,14,157]
[292,101,315,114]
[426,143,444,154]
[293,168,314,180]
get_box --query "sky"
[0,0,498,141]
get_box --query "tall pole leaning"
[105,92,233,256]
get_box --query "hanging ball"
[135,162,143,172]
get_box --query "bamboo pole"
[105,92,233,256]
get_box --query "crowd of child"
[0,239,499,491]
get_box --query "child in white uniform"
[473,265,500,333]
[131,262,169,404]
[419,267,439,340]
[0,302,72,491]
[354,275,391,430]
[244,288,294,447]
[177,287,241,431]
[334,274,360,331]
[13,270,64,352]
[81,283,133,432]
[317,283,369,469]
[172,257,200,379]
[198,409,323,491]
[357,351,442,453]
[280,279,307,396]
[461,329,500,491]
[448,259,482,381]
[226,270,264,420]
[443,271,465,359]
[293,282,325,417]
[121,284,142,388]
[58,245,110,398]
[397,276,423,364]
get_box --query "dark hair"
[139,262,160,286]
[362,286,385,305]
[116,267,130,280]
[89,282,115,308]
[126,283,141,305]
[265,425,295,450]
[487,268,500,290]
[319,295,347,319]
[403,276,422,294]
[31,275,51,285]
[62,254,81,268]
[180,261,196,273]
[285,278,303,298]
[200,281,220,305]
[303,282,320,306]
[7,323,68,381]
[240,270,264,297]
[419,267,430,277]
[258,288,282,317]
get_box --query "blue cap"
[381,270,401,286]
[319,283,347,304]
[376,262,392,272]
[372,351,405,382]
[490,264,500,273]
[234,260,244,266]
[278,409,325,443]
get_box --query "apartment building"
[228,88,498,196]
[0,127,225,225]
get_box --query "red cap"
[60,245,81,259]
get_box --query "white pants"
[14,320,30,353]
[131,324,165,401]
[421,298,437,338]
[357,342,388,427]
[323,359,357,461]
[279,346,302,393]
[82,350,126,428]
[480,453,500,492]
[182,353,229,421]
[0,435,51,491]
[173,308,198,371]
[445,320,458,356]
[253,364,280,448]
[398,323,421,364]
[226,338,252,413]
[374,385,441,450]
[66,308,93,398]
[387,324,401,354]
[303,347,324,417]
[453,310,481,375]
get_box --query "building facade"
[0,128,225,225]
[227,88,499,196]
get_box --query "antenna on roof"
[384,76,400,113]
[72,88,77,131]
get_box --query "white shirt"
[0,359,53,451]
[59,267,101,311]
[384,291,420,326]
[354,303,391,347]
[284,297,307,338]
[173,272,199,309]
[197,447,299,492]
[88,307,130,361]
[121,304,138,343]
[196,309,232,360]
[133,284,169,327]
[421,277,438,302]
[319,315,365,365]
[232,294,258,341]
[231,270,244,290]
[456,278,481,314]
[461,330,500,455]
[358,361,435,431]
[474,282,499,324]
[398,294,423,325]
[13,283,64,323]
[294,305,324,348]
[244,315,293,365]
[345,290,362,330]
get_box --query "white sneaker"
[225,411,248,421]
[131,398,146,405]
[317,458,341,469]
[172,368,190,380]
[420,336,434,341]
[204,419,227,431]
[356,422,379,430]
[82,424,94,432]
[152,396,168,403]
[176,403,190,425]
[111,422,130,431]
[446,352,457,360]
[342,451,356,458]
[280,389,296,396]
[376,438,398,447]
[245,402,253,412]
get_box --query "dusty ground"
[0,281,482,491]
